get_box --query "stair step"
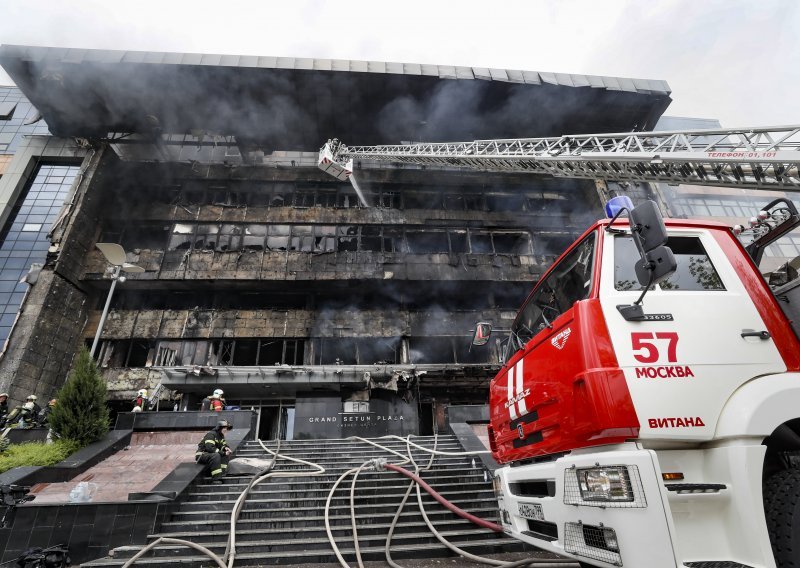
[85,536,523,567]
[168,497,501,520]
[176,488,494,508]
[112,528,507,558]
[81,435,527,567]
[152,517,490,542]
[186,480,491,500]
[159,506,503,533]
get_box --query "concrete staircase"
[83,435,527,566]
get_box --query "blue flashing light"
[605,195,634,218]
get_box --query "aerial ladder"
[318,124,800,191]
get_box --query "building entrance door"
[257,405,295,440]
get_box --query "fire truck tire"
[764,469,800,566]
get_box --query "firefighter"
[7,396,41,428]
[200,389,225,411]
[209,393,224,412]
[132,389,148,413]
[195,419,232,483]
[37,399,57,427]
[0,393,8,426]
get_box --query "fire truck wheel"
[764,469,800,566]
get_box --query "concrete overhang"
[159,363,500,398]
[0,45,672,151]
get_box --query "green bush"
[0,439,82,473]
[49,347,110,445]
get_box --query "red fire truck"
[320,125,800,567]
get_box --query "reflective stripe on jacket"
[196,429,228,455]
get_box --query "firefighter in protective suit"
[6,395,41,428]
[195,420,232,483]
[132,389,148,413]
[200,388,225,411]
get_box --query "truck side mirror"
[471,322,493,346]
[629,201,677,287]
[617,200,678,321]
[629,201,668,252]
[634,245,677,287]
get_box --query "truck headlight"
[576,466,633,502]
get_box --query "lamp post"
[90,243,144,358]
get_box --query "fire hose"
[379,460,502,532]
[326,435,578,568]
[384,439,576,568]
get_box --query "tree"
[49,347,110,446]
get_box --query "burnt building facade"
[0,45,672,438]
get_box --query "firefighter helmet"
[137,389,148,398]
[213,389,224,397]
[0,393,7,399]
[26,395,37,401]
[215,420,231,431]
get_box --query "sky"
[0,0,798,129]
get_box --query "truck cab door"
[599,227,786,440]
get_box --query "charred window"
[290,226,314,252]
[409,337,456,364]
[161,223,531,255]
[257,339,305,365]
[404,191,443,210]
[360,226,382,252]
[316,190,338,207]
[128,339,154,367]
[194,225,219,250]
[377,190,399,209]
[383,228,402,253]
[408,336,493,364]
[276,183,296,207]
[315,337,400,365]
[169,224,194,250]
[337,226,359,252]
[233,339,258,365]
[209,187,239,206]
[337,186,361,208]
[318,338,357,364]
[210,339,235,365]
[355,337,401,364]
[314,226,336,252]
[486,193,526,212]
[407,230,449,253]
[470,232,493,254]
[155,345,178,366]
[292,188,316,208]
[266,225,290,251]
[242,225,266,250]
[449,230,469,254]
[102,223,170,250]
[492,232,531,254]
[216,224,241,252]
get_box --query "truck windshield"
[508,232,596,360]
[614,235,725,291]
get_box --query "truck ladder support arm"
[320,125,800,191]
